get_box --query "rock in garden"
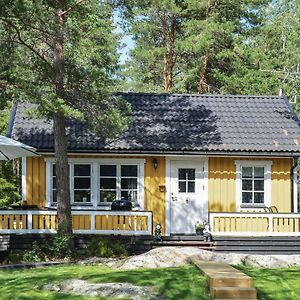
[43,279,161,299]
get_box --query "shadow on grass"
[0,264,210,300]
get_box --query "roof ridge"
[115,91,282,99]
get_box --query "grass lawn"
[0,264,210,300]
[236,265,300,300]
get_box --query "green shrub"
[86,238,128,258]
[22,242,45,262]
[47,234,73,259]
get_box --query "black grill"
[111,199,132,211]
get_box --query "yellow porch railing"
[0,210,153,235]
[209,212,300,236]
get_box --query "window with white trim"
[47,159,144,208]
[72,164,91,203]
[235,160,272,208]
[99,164,138,204]
[241,166,264,204]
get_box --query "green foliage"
[120,0,272,94]
[21,234,74,262]
[22,241,45,263]
[0,160,21,208]
[47,234,74,259]
[0,177,21,207]
[86,237,128,258]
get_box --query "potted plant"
[195,221,205,235]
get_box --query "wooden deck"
[0,210,153,235]
[210,212,300,236]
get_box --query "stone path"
[191,258,257,300]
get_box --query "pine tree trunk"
[198,55,209,94]
[162,14,168,92]
[167,14,175,92]
[53,7,73,236]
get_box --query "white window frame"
[45,158,145,210]
[71,163,93,206]
[235,160,272,211]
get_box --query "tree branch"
[61,0,88,16]
[0,17,52,68]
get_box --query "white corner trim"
[21,157,26,201]
[294,166,298,213]
[45,161,51,207]
[204,158,209,219]
[165,157,171,236]
[235,160,272,211]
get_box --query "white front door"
[170,160,207,234]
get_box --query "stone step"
[210,276,253,288]
[211,287,257,299]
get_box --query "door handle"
[171,193,177,201]
[186,199,189,204]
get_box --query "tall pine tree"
[0,0,130,239]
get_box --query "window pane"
[178,181,186,193]
[178,169,186,180]
[242,167,252,178]
[254,180,264,191]
[187,169,195,180]
[121,178,137,189]
[100,178,116,189]
[188,181,195,193]
[100,191,116,202]
[121,165,137,177]
[254,167,264,178]
[100,165,116,177]
[242,192,252,203]
[52,164,56,176]
[242,180,252,191]
[121,190,137,202]
[53,190,57,203]
[53,177,56,189]
[254,192,264,203]
[74,190,91,203]
[74,164,90,176]
[74,178,90,189]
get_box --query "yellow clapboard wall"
[208,157,292,212]
[26,156,46,207]
[26,155,292,231]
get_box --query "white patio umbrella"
[0,135,38,160]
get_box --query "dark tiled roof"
[9,92,300,155]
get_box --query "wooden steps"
[149,235,216,251]
[191,259,257,299]
[214,236,300,254]
[151,240,215,249]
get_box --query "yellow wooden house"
[4,92,300,237]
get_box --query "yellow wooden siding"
[272,158,292,212]
[208,157,292,213]
[26,157,46,207]
[208,157,236,212]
